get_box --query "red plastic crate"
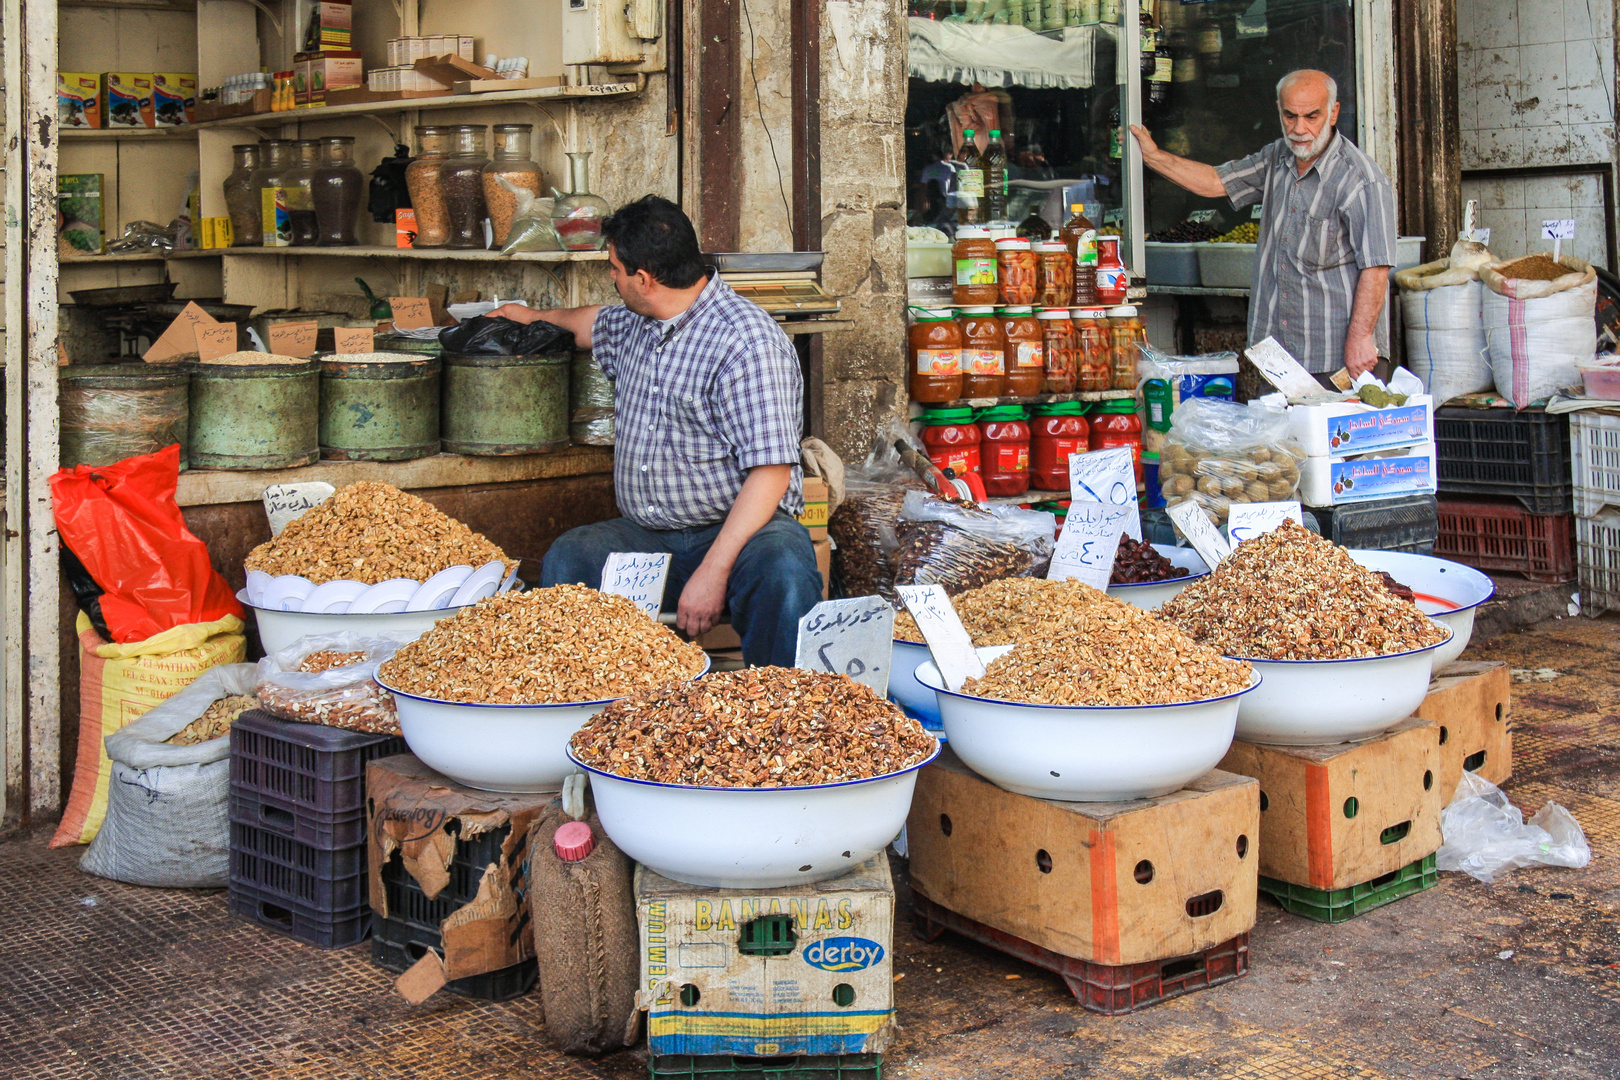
[1434,497,1575,583]
[912,894,1248,1015]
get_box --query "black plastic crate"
[1435,406,1573,513]
[370,911,537,1001]
[231,819,368,912]
[1307,493,1439,553]
[649,1055,882,1080]
[379,822,516,930]
[228,878,371,949]
[231,709,406,821]
[231,789,370,850]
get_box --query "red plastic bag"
[50,445,243,644]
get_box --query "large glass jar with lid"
[247,139,295,247]
[552,151,611,251]
[442,125,490,249]
[482,123,543,247]
[405,126,451,248]
[312,136,363,246]
[282,139,321,247]
[223,143,262,246]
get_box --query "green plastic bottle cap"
[1033,400,1090,416]
[1095,398,1138,413]
[977,404,1030,421]
[964,128,976,137]
[990,129,1001,137]
[923,406,977,424]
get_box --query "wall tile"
[1523,174,1578,212]
[1565,121,1618,163]
[1475,0,1521,49]
[1564,38,1612,124]
[1518,41,1570,127]
[1518,0,1566,45]
[1560,0,1599,39]
[1473,46,1522,131]
[1462,126,1525,169]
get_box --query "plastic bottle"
[1030,401,1090,491]
[958,306,1008,398]
[909,310,965,403]
[952,226,999,306]
[956,128,986,225]
[999,306,1045,396]
[1107,304,1146,389]
[920,406,982,477]
[984,129,1008,223]
[1037,309,1076,394]
[995,238,1036,305]
[1062,203,1099,305]
[977,405,1032,496]
[1095,235,1128,305]
[1073,307,1113,391]
[1089,398,1145,486]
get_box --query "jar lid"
[956,226,990,239]
[977,404,1030,421]
[554,821,595,862]
[917,309,956,320]
[1079,308,1109,317]
[1107,306,1138,316]
[995,238,1032,250]
[999,305,1034,315]
[1036,309,1072,319]
[1094,398,1139,413]
[1033,400,1090,416]
[922,406,977,424]
[1035,241,1068,252]
[960,306,996,315]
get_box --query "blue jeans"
[539,510,823,668]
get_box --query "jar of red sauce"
[1089,398,1145,486]
[999,306,1044,396]
[958,306,1007,398]
[1030,400,1090,491]
[977,404,1031,496]
[1095,235,1128,306]
[920,406,981,477]
[995,238,1037,305]
[1072,307,1112,392]
[1036,308,1076,394]
[908,309,963,403]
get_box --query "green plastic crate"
[650,1055,881,1080]
[1259,854,1438,923]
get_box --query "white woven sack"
[1399,278,1491,404]
[1482,277,1597,408]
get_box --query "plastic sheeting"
[908,17,1113,89]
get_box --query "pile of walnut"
[258,650,399,735]
[244,481,515,586]
[379,585,707,705]
[1160,520,1450,660]
[570,668,935,787]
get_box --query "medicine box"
[799,476,829,540]
[103,72,154,128]
[304,0,353,51]
[58,73,101,128]
[296,51,363,107]
[152,72,196,125]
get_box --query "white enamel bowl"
[241,591,469,654]
[569,739,941,888]
[1232,630,1453,746]
[1348,549,1495,669]
[1105,544,1211,610]
[376,657,710,794]
[915,645,1258,801]
[889,639,943,730]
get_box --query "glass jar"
[1089,399,1145,486]
[1035,241,1074,308]
[977,405,1031,496]
[1095,235,1129,305]
[442,125,490,249]
[952,226,998,306]
[996,238,1036,305]
[1031,401,1090,491]
[958,306,1007,399]
[920,406,981,477]
[1108,304,1147,389]
[312,136,363,246]
[1037,309,1076,394]
[482,124,543,247]
[553,151,612,251]
[223,143,262,247]
[283,139,321,247]
[1074,307,1113,392]
[406,126,452,248]
[999,306,1045,397]
[248,139,295,247]
[909,310,964,403]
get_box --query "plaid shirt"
[592,274,804,530]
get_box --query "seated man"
[492,195,822,667]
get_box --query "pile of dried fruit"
[1161,521,1450,660]
[166,694,257,745]
[1110,535,1186,584]
[379,585,707,704]
[245,481,515,586]
[570,668,935,787]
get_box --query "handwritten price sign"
[1047,501,1133,589]
[262,482,336,536]
[599,552,672,619]
[1226,501,1303,546]
[794,597,896,695]
[897,584,984,692]
[1068,447,1142,540]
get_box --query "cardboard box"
[815,537,831,599]
[296,50,363,107]
[58,72,101,128]
[636,855,895,1057]
[908,750,1258,967]
[152,72,196,125]
[261,186,292,247]
[1299,442,1438,506]
[799,476,829,541]
[1219,717,1443,892]
[103,72,154,128]
[1289,397,1435,457]
[302,0,353,51]
[58,174,105,255]
[1419,660,1512,796]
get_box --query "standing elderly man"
[1130,69,1397,380]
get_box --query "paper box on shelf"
[296,50,363,107]
[102,72,154,128]
[302,0,353,50]
[58,73,101,128]
[1299,443,1438,506]
[152,72,196,125]
[1288,396,1435,457]
[800,476,829,540]
[58,174,105,255]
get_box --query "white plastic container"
[241,591,465,655]
[1347,549,1494,668]
[915,645,1257,801]
[570,742,941,888]
[1144,242,1200,287]
[1106,544,1209,610]
[907,241,953,279]
[1572,411,1620,518]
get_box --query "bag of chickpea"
[1157,398,1306,526]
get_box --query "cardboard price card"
[1068,447,1142,540]
[1047,501,1132,590]
[1167,500,1231,569]
[195,322,238,362]
[262,481,336,537]
[389,297,435,329]
[794,596,896,696]
[1226,501,1303,546]
[1244,337,1321,400]
[267,320,319,357]
[600,552,672,619]
[333,326,375,354]
[896,584,983,693]
[142,300,217,363]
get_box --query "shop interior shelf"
[61,126,199,139]
[936,388,1137,410]
[63,247,610,264]
[192,80,642,132]
[1145,284,1252,298]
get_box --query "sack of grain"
[1480,254,1598,408]
[1395,259,1492,405]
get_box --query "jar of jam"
[995,238,1036,305]
[999,306,1045,397]
[1095,235,1128,305]
[1037,308,1076,394]
[958,306,1007,398]
[1030,401,1090,491]
[1034,241,1074,308]
[1073,307,1112,392]
[919,406,981,477]
[977,404,1031,496]
[908,310,964,403]
[1089,398,1145,486]
[1108,304,1147,389]
[952,226,999,306]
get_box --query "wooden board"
[1219,717,1443,892]
[906,750,1258,967]
[1418,660,1512,796]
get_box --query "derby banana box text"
[636,855,895,1058]
[1219,717,1444,893]
[1418,660,1512,796]
[907,748,1259,967]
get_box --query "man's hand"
[1128,125,1159,161]
[1344,330,1379,378]
[677,558,729,638]
[488,303,545,324]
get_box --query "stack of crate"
[1570,412,1620,613]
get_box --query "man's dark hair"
[602,195,706,289]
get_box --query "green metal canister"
[188,360,320,469]
[441,351,569,455]
[60,363,192,469]
[318,354,441,461]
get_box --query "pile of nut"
[379,585,707,705]
[245,481,516,586]
[829,487,916,602]
[1111,535,1186,584]
[258,650,400,735]
[1157,442,1303,525]
[570,668,935,787]
[1160,521,1450,660]
[166,694,257,745]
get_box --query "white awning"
[907,18,1118,91]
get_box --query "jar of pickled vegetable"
[920,406,981,477]
[1073,307,1112,392]
[1035,241,1074,308]
[1089,399,1144,485]
[999,306,1044,397]
[1030,400,1090,491]
[1107,304,1147,389]
[995,238,1037,305]
[909,310,964,403]
[958,306,1007,398]
[977,404,1031,496]
[952,226,998,306]
[1037,309,1076,394]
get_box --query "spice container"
[977,405,1031,496]
[60,364,191,470]
[312,136,363,246]
[482,123,542,248]
[405,126,451,248]
[958,306,1007,399]
[224,143,262,247]
[952,226,998,306]
[1108,304,1146,389]
[1035,241,1074,308]
[442,125,490,249]
[920,406,981,477]
[999,306,1045,396]
[1037,308,1076,394]
[249,139,295,247]
[1031,401,1089,491]
[441,351,570,455]
[1074,307,1112,392]
[189,359,320,469]
[318,353,441,461]
[1089,399,1144,485]
[995,238,1036,305]
[909,310,964,404]
[552,151,611,252]
[1095,235,1128,305]
[283,139,322,247]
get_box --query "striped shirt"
[1216,132,1398,373]
[592,274,804,530]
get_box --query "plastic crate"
[1434,497,1575,582]
[1576,512,1620,615]
[1571,412,1620,518]
[381,821,515,923]
[370,911,537,1001]
[649,1056,882,1080]
[230,819,368,911]
[227,879,372,949]
[1260,853,1437,923]
[1307,493,1438,553]
[230,709,406,820]
[231,789,369,850]
[1434,406,1573,513]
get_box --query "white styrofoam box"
[1289,396,1435,457]
[1571,411,1620,518]
[1300,441,1438,506]
[1577,512,1620,616]
[907,242,953,279]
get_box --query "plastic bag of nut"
[828,431,927,603]
[1157,398,1306,526]
[253,633,408,735]
[894,491,1057,597]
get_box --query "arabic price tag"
[262,482,336,537]
[1047,501,1131,590]
[896,584,984,693]
[1167,500,1232,568]
[599,552,672,619]
[794,597,896,696]
[1226,501,1303,546]
[1244,336,1320,399]
[1068,447,1142,540]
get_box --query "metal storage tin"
[188,360,320,469]
[441,351,569,456]
[318,354,441,461]
[60,363,191,469]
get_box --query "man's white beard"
[1285,122,1333,161]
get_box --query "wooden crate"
[1418,660,1512,796]
[906,749,1258,968]
[1218,717,1443,893]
